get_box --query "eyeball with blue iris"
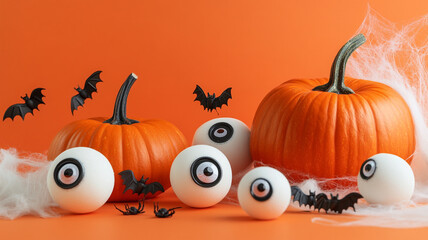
[192,117,252,174]
[357,153,414,205]
[170,145,232,208]
[47,147,114,213]
[238,167,291,220]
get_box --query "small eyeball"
[238,167,290,220]
[357,153,414,205]
[47,147,114,213]
[170,145,232,208]
[192,118,252,174]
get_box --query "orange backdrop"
[0,0,427,154]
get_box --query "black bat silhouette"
[290,186,362,214]
[193,85,232,113]
[291,186,316,208]
[71,71,103,115]
[315,192,363,214]
[119,170,165,197]
[3,88,45,121]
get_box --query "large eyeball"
[357,153,414,205]
[238,167,290,220]
[170,145,232,208]
[47,147,114,213]
[192,118,252,174]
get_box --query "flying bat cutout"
[291,186,363,214]
[315,192,363,214]
[193,85,232,113]
[119,170,165,198]
[71,71,103,115]
[3,88,46,121]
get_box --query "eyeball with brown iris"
[170,145,232,208]
[192,118,252,174]
[357,153,414,205]
[238,167,290,220]
[47,147,114,213]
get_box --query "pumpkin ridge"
[309,91,337,177]
[87,122,105,147]
[285,90,325,175]
[274,89,311,167]
[109,125,124,173]
[252,86,289,150]
[67,124,89,148]
[150,120,178,161]
[353,93,379,171]
[365,94,388,156]
[47,121,82,159]
[338,95,358,177]
[88,121,109,148]
[131,123,152,177]
[326,92,338,178]
[253,87,292,163]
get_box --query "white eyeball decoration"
[357,153,415,205]
[192,118,252,174]
[47,147,114,213]
[238,167,291,220]
[170,145,232,208]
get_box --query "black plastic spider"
[153,202,181,218]
[114,200,145,215]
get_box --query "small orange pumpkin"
[250,34,415,187]
[47,73,188,201]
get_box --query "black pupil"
[208,122,234,143]
[64,168,74,177]
[257,183,266,192]
[365,164,372,172]
[204,167,213,176]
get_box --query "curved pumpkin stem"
[104,73,140,125]
[313,34,366,94]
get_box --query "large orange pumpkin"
[250,34,415,187]
[47,73,188,202]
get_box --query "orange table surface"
[0,189,426,240]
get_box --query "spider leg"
[141,196,146,212]
[138,199,145,213]
[114,204,126,214]
[169,207,182,211]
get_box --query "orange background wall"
[0,0,427,154]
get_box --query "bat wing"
[213,87,232,109]
[82,71,103,99]
[29,88,46,109]
[3,104,32,121]
[119,170,140,195]
[193,85,208,110]
[71,94,85,114]
[315,193,330,213]
[334,192,363,213]
[291,186,315,208]
[142,182,165,195]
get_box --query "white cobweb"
[0,148,57,219]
